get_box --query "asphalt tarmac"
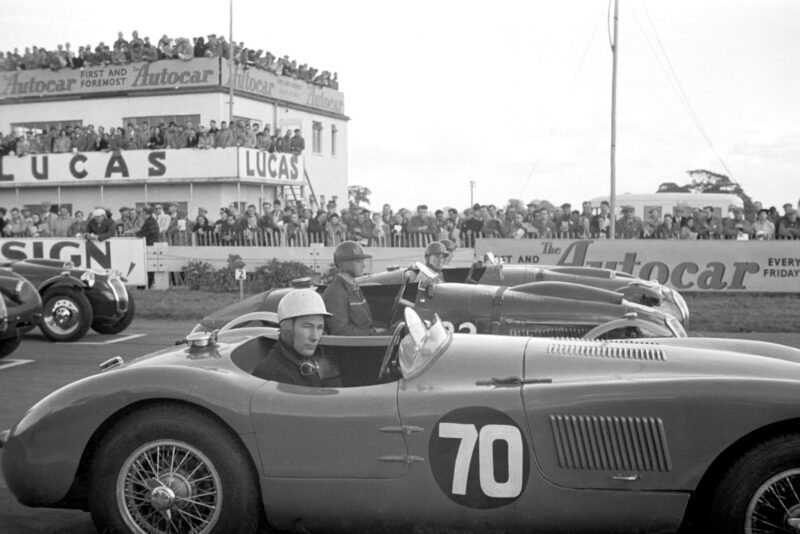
[1,322,799,534]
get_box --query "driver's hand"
[373,327,389,334]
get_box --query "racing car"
[2,259,134,342]
[366,252,690,325]
[197,263,686,340]
[0,268,42,358]
[3,306,800,533]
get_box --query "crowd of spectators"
[0,30,339,89]
[0,119,304,157]
[3,198,799,249]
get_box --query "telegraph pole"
[609,0,619,239]
[469,180,476,206]
[228,0,235,123]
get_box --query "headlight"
[80,271,96,288]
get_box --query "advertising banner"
[222,61,345,115]
[475,238,800,293]
[0,238,148,285]
[238,149,305,183]
[0,58,220,100]
[0,148,240,185]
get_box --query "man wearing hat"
[85,208,115,241]
[777,208,800,239]
[118,206,136,233]
[615,205,643,239]
[322,241,386,335]
[252,289,340,387]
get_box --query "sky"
[2,0,799,212]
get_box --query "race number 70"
[438,423,524,498]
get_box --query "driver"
[424,241,450,274]
[253,289,341,387]
[322,241,387,335]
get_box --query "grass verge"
[130,289,800,332]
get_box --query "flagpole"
[609,0,619,240]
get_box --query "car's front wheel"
[89,405,263,534]
[40,286,93,342]
[92,292,136,335]
[707,433,800,533]
[0,334,21,359]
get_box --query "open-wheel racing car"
[4,306,800,533]
[0,268,42,358]
[196,263,686,340]
[2,258,134,342]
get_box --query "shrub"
[182,259,216,290]
[248,258,317,292]
[216,254,247,292]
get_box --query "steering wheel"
[387,275,410,326]
[378,322,406,383]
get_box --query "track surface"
[1,322,799,534]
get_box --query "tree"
[348,185,372,209]
[657,170,758,220]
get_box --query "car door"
[250,379,408,479]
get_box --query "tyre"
[0,334,21,359]
[707,433,800,534]
[40,286,93,342]
[89,405,263,534]
[92,292,136,335]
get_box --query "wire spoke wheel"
[746,468,800,534]
[44,297,81,335]
[117,439,222,534]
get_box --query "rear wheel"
[707,433,800,534]
[40,286,93,342]
[92,292,135,335]
[0,334,21,359]
[89,405,263,534]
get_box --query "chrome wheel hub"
[746,468,800,534]
[45,298,80,333]
[117,440,222,534]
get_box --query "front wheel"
[0,334,21,359]
[40,286,93,342]
[92,292,136,335]
[89,405,263,534]
[707,433,800,534]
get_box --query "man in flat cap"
[615,205,643,239]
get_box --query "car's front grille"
[508,326,590,338]
[550,414,672,472]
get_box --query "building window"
[11,120,82,135]
[123,114,201,129]
[331,124,338,156]
[312,121,323,154]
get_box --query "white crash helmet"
[277,289,331,322]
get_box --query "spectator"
[85,208,115,241]
[306,211,327,243]
[695,205,723,239]
[777,209,800,239]
[215,121,235,147]
[192,213,214,245]
[753,209,775,240]
[4,208,26,236]
[723,208,752,239]
[118,207,136,233]
[656,213,680,239]
[407,204,437,240]
[290,128,305,155]
[616,205,643,239]
[218,213,241,245]
[325,212,346,246]
[69,210,86,236]
[680,217,698,240]
[49,206,72,237]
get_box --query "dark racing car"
[365,252,690,326]
[196,263,686,340]
[2,259,134,342]
[0,268,42,358]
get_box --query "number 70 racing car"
[3,307,800,533]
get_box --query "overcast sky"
[3,0,799,212]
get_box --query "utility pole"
[609,0,619,240]
[469,180,476,206]
[228,0,235,123]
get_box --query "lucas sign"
[0,238,147,286]
[475,238,800,293]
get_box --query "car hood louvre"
[547,340,665,362]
